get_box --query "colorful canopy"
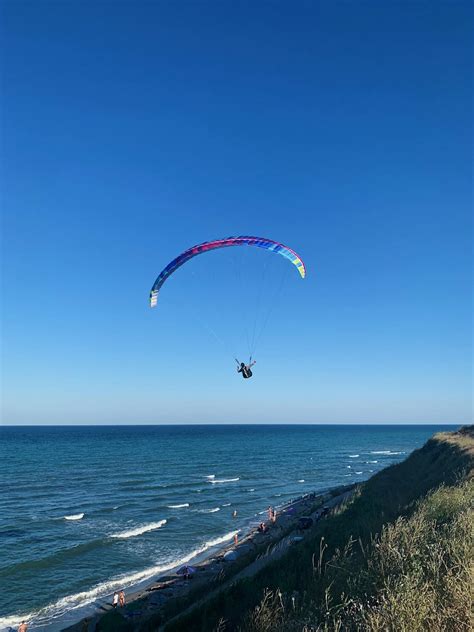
[149,236,305,307]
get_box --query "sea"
[0,424,457,631]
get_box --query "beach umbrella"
[176,565,196,576]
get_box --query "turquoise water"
[0,424,456,630]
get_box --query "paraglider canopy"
[149,235,305,308]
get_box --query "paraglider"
[236,359,256,379]
[149,236,305,378]
[149,236,305,308]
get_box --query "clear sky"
[1,1,472,425]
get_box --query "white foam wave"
[370,450,405,455]
[199,507,220,513]
[167,503,190,509]
[366,460,378,464]
[209,477,240,484]
[346,465,352,469]
[0,529,238,630]
[111,519,166,539]
[222,502,231,506]
[64,513,84,521]
[298,479,305,483]
[355,471,363,474]
[205,474,215,479]
[247,488,255,492]
[348,454,359,458]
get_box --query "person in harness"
[237,359,256,379]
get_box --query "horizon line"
[0,422,463,428]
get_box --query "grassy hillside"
[164,426,473,632]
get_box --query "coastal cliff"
[93,427,473,631]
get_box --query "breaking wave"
[111,520,167,539]
[64,513,84,521]
[209,477,240,484]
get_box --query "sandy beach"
[64,484,355,632]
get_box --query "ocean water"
[0,424,456,630]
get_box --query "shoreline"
[63,484,356,632]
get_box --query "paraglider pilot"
[236,359,256,379]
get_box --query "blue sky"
[2,1,472,425]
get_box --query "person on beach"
[237,360,256,379]
[18,622,28,632]
[119,590,125,607]
[112,592,119,608]
[234,533,238,545]
[232,509,237,518]
[272,508,277,523]
[268,506,273,520]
